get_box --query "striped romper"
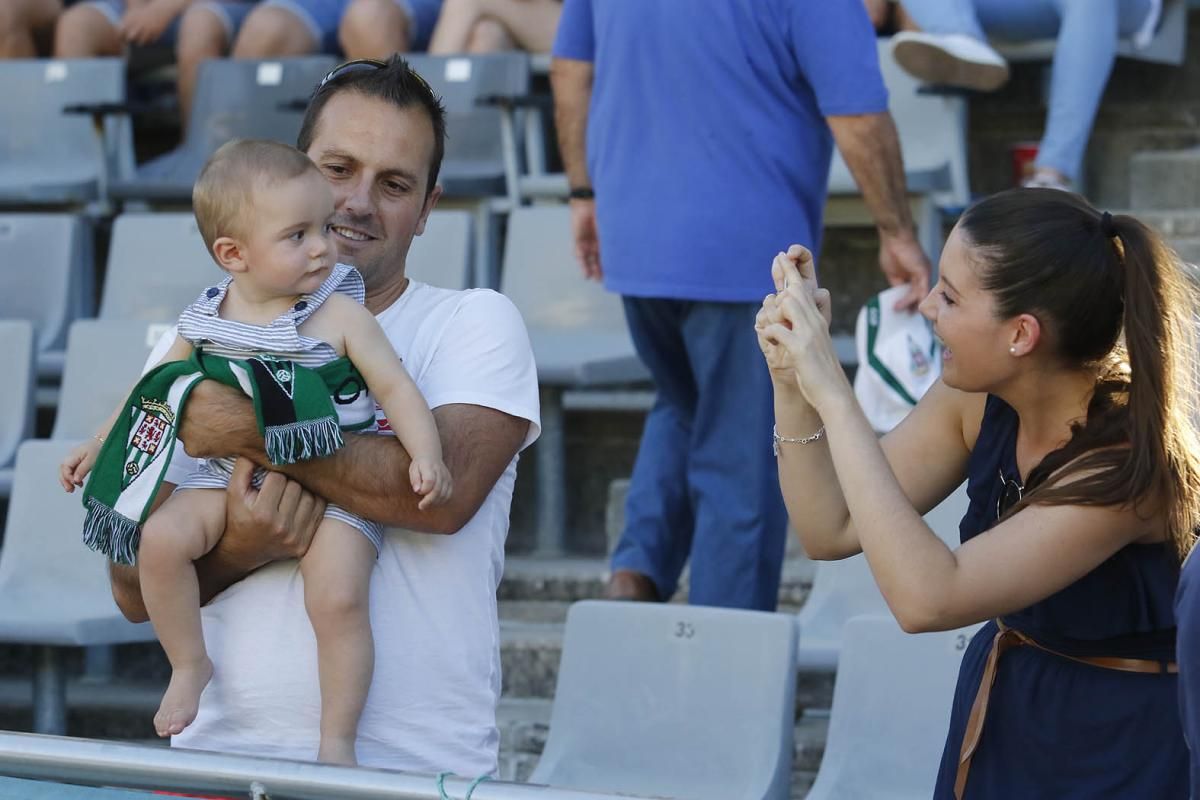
[175,263,385,554]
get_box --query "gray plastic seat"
[500,205,648,553]
[0,320,35,495]
[530,600,798,800]
[501,205,645,387]
[0,439,155,733]
[0,59,134,206]
[796,482,969,671]
[110,57,336,203]
[405,209,472,289]
[995,0,1186,65]
[51,320,163,440]
[805,615,982,800]
[98,212,221,323]
[0,214,93,378]
[405,53,531,199]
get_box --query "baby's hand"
[59,439,101,493]
[410,458,453,510]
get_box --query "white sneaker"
[892,31,1010,92]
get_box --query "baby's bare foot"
[318,737,358,766]
[154,658,213,738]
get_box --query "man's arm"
[109,459,328,622]
[827,111,932,309]
[177,381,529,534]
[550,56,602,280]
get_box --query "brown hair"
[192,139,320,257]
[961,188,1200,558]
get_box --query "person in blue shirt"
[761,188,1198,797]
[551,0,932,610]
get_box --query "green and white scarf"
[81,349,364,565]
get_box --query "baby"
[59,139,451,765]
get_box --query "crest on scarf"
[123,398,176,489]
[254,356,296,400]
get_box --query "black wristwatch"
[568,186,595,200]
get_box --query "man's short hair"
[192,139,320,256]
[296,56,447,198]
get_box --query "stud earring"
[1009,346,1017,355]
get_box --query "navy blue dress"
[932,395,1185,799]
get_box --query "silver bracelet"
[772,423,825,456]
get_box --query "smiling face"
[235,171,338,298]
[919,225,1021,393]
[303,91,442,301]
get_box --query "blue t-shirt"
[553,0,888,302]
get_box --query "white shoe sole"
[893,38,1010,92]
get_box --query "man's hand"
[879,230,931,311]
[218,458,327,571]
[570,198,602,280]
[120,0,183,45]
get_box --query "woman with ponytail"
[757,187,1200,799]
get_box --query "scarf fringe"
[83,496,141,566]
[264,416,345,465]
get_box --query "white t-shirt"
[147,280,540,775]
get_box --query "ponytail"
[960,189,1200,558]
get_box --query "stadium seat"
[405,210,473,290]
[97,213,221,323]
[530,600,798,800]
[406,53,532,288]
[827,40,967,261]
[0,440,155,734]
[0,214,93,379]
[109,58,337,204]
[795,482,969,672]
[405,53,531,200]
[500,205,648,553]
[995,0,1187,66]
[51,320,163,440]
[0,59,134,207]
[805,615,982,800]
[0,321,35,496]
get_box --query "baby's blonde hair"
[192,139,320,258]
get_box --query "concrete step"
[1130,148,1200,210]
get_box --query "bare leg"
[232,5,317,58]
[300,518,376,765]
[427,0,480,54]
[138,489,227,738]
[53,2,121,57]
[475,0,561,52]
[0,0,61,58]
[176,4,230,127]
[338,0,412,59]
[465,18,513,53]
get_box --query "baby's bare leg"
[300,518,376,765]
[138,489,227,738]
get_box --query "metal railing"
[0,732,649,800]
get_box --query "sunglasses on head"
[319,58,387,88]
[996,469,1024,521]
[318,58,436,96]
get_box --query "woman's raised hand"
[755,246,845,410]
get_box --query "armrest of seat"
[476,92,554,111]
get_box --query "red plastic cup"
[1010,141,1040,187]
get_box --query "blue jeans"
[612,297,788,611]
[902,0,1154,182]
